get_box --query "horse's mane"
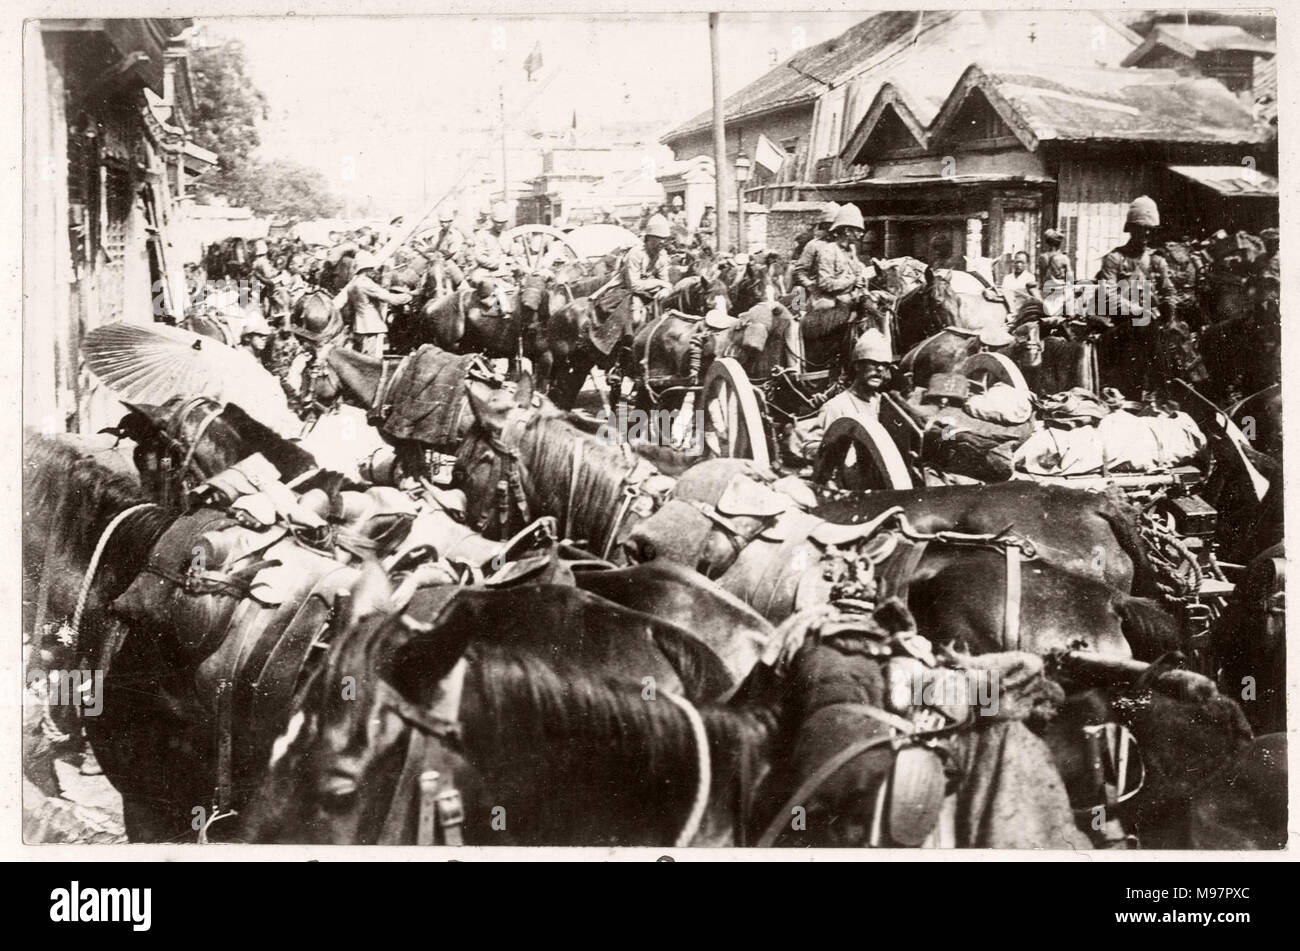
[457,642,772,843]
[221,403,317,479]
[515,402,647,551]
[23,433,176,579]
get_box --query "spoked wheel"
[811,416,914,490]
[957,351,1030,394]
[700,357,771,468]
[503,224,579,276]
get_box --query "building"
[516,144,667,228]
[24,18,215,434]
[1120,23,1275,97]
[831,63,1275,277]
[659,10,1143,249]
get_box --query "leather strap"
[1004,544,1022,651]
[565,438,584,542]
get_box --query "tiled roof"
[661,11,953,143]
[931,64,1271,149]
[1121,23,1276,67]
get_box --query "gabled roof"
[1121,23,1276,67]
[661,11,953,143]
[927,63,1270,151]
[841,81,940,162]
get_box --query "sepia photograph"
[17,6,1286,857]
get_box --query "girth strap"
[1004,543,1022,651]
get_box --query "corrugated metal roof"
[1167,164,1279,197]
[1254,55,1277,124]
[957,64,1270,147]
[661,11,952,143]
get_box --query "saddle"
[379,344,491,450]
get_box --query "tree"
[237,159,345,222]
[188,37,267,202]
[188,36,343,221]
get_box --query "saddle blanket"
[380,344,484,450]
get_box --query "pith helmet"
[490,203,511,224]
[1125,196,1160,230]
[353,250,378,272]
[671,195,684,208]
[852,327,892,363]
[818,202,841,225]
[438,205,456,223]
[645,213,672,239]
[831,203,865,233]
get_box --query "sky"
[196,13,865,216]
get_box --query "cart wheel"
[700,357,770,468]
[957,351,1030,394]
[503,224,579,275]
[811,416,913,490]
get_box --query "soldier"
[1096,195,1175,323]
[346,250,412,358]
[788,328,894,464]
[810,204,871,316]
[470,202,516,275]
[792,203,838,288]
[668,195,690,244]
[1096,195,1176,396]
[1037,229,1065,285]
[248,239,281,317]
[621,212,674,322]
[428,204,469,291]
[1252,226,1280,290]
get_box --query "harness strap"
[565,438,585,541]
[601,489,639,562]
[663,692,711,848]
[1004,543,1022,651]
[177,404,226,483]
[754,733,898,848]
[67,503,158,652]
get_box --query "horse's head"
[452,374,537,539]
[240,561,476,844]
[115,395,317,492]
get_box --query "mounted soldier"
[1095,196,1177,396]
[808,204,873,334]
[466,202,519,325]
[792,202,838,290]
[427,204,469,293]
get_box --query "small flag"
[524,42,543,81]
[754,133,787,175]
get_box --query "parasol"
[81,321,303,437]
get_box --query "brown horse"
[453,380,668,555]
[243,581,1087,848]
[1043,652,1282,849]
[623,459,1176,659]
[894,268,1011,357]
[238,562,776,846]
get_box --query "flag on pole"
[524,42,543,81]
[754,133,787,176]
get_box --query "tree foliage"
[188,36,342,221]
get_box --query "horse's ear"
[464,379,493,428]
[347,557,395,622]
[119,401,169,433]
[513,371,534,409]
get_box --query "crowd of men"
[213,189,1278,460]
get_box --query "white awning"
[1167,165,1279,198]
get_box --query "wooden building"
[24,19,214,435]
[832,63,1276,278]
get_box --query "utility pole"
[499,83,510,222]
[709,13,730,253]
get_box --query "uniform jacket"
[1096,243,1174,320]
[347,272,407,334]
[620,244,670,298]
[813,241,869,298]
[471,228,516,271]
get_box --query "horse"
[239,561,778,846]
[894,267,1011,357]
[1042,652,1283,849]
[453,379,669,557]
[244,580,1088,848]
[516,261,611,397]
[622,459,1178,659]
[25,433,766,843]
